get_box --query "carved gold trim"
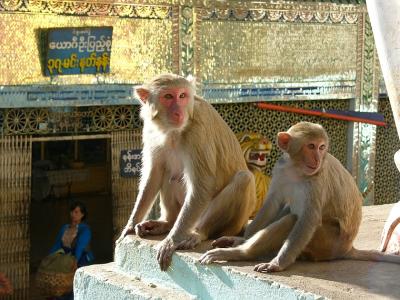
[202,5,363,24]
[180,5,194,76]
[172,5,180,75]
[0,0,173,18]
[0,0,367,15]
[351,11,364,183]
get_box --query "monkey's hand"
[253,258,284,273]
[212,236,245,248]
[135,220,172,237]
[198,248,239,265]
[157,233,202,271]
[116,222,136,244]
[157,237,177,271]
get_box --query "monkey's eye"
[307,144,315,150]
[163,94,173,99]
[179,93,186,98]
[319,145,326,151]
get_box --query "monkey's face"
[158,87,192,128]
[299,138,327,176]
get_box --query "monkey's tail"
[343,247,400,264]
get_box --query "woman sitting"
[50,200,94,268]
[46,201,94,299]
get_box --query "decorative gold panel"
[0,12,177,85]
[197,21,358,84]
[192,4,364,102]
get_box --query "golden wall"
[0,8,176,85]
[0,0,364,102]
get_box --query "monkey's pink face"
[159,87,191,127]
[300,138,327,176]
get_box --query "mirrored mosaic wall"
[375,98,400,205]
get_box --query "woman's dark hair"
[70,200,88,221]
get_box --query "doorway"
[29,137,114,274]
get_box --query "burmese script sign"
[120,149,142,178]
[44,27,113,76]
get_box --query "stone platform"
[74,204,400,300]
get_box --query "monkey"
[199,121,400,272]
[117,74,256,271]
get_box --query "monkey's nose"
[172,111,184,124]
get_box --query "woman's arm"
[74,224,92,262]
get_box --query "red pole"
[255,103,387,127]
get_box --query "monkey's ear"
[135,87,150,104]
[186,75,196,88]
[277,132,291,151]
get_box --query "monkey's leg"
[200,213,297,264]
[196,170,256,239]
[244,213,297,258]
[300,219,352,261]
[211,206,290,248]
[136,179,185,237]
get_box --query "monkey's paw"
[198,248,235,265]
[135,220,171,237]
[176,232,202,250]
[157,237,179,271]
[212,236,245,248]
[253,261,283,273]
[116,223,136,244]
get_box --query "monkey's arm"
[132,165,165,223]
[117,160,165,243]
[244,190,284,238]
[270,206,321,270]
[169,181,212,242]
[157,181,213,270]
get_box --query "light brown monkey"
[117,74,256,270]
[200,121,400,272]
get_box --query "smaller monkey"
[117,74,256,271]
[200,121,400,272]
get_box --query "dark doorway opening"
[29,138,114,275]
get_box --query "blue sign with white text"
[120,149,142,178]
[45,27,113,76]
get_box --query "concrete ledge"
[74,262,193,300]
[116,238,323,300]
[115,204,400,300]
[77,204,400,300]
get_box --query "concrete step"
[74,262,194,300]
[114,237,324,300]
[76,204,400,300]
